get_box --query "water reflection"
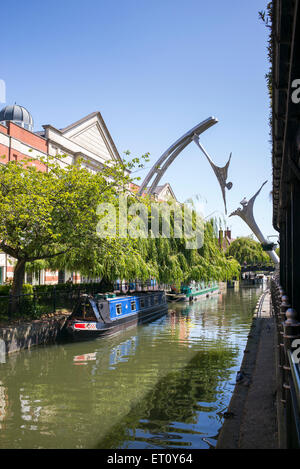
[0,381,7,430]
[0,286,261,449]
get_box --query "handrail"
[287,349,300,446]
[288,349,300,413]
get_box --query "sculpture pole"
[229,181,279,265]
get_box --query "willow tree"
[226,236,271,266]
[3,149,240,304]
[43,192,240,288]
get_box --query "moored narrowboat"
[65,290,168,340]
[166,281,219,302]
[181,281,219,302]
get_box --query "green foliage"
[259,2,273,138]
[0,152,240,302]
[22,283,34,295]
[226,237,271,266]
[0,283,33,296]
[0,285,10,296]
[0,154,138,297]
[44,192,239,284]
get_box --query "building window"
[116,304,122,315]
[58,270,65,284]
[131,301,136,311]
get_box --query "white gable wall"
[70,123,112,162]
[156,184,177,202]
[44,113,121,172]
[62,114,117,164]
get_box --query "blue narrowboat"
[65,290,168,340]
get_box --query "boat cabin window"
[140,298,145,308]
[116,304,122,315]
[131,300,136,311]
[154,296,158,305]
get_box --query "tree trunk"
[10,259,26,315]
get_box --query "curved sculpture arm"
[148,140,190,195]
[137,117,218,196]
[246,180,267,213]
[229,181,279,265]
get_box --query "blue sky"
[1,0,276,241]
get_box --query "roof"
[38,111,123,165]
[154,183,177,200]
[59,111,122,163]
[132,182,177,201]
[0,104,33,128]
[59,111,99,133]
[145,183,177,201]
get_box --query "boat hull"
[183,287,219,302]
[66,303,168,341]
[167,286,219,302]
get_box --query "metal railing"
[0,283,106,321]
[270,275,300,448]
[0,281,171,321]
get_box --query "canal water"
[0,286,261,449]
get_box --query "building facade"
[0,106,124,285]
[0,105,177,286]
[271,0,300,448]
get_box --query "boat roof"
[96,291,163,302]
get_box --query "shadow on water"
[96,347,236,449]
[0,286,261,449]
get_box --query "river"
[0,285,261,449]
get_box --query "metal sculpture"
[229,180,279,265]
[137,120,276,265]
[138,116,233,215]
[137,117,218,196]
[193,135,233,214]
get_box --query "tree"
[226,236,271,266]
[0,151,240,316]
[0,155,137,307]
[44,195,240,287]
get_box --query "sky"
[1,0,277,243]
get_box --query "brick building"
[0,105,124,285]
[0,104,177,286]
[218,228,234,252]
